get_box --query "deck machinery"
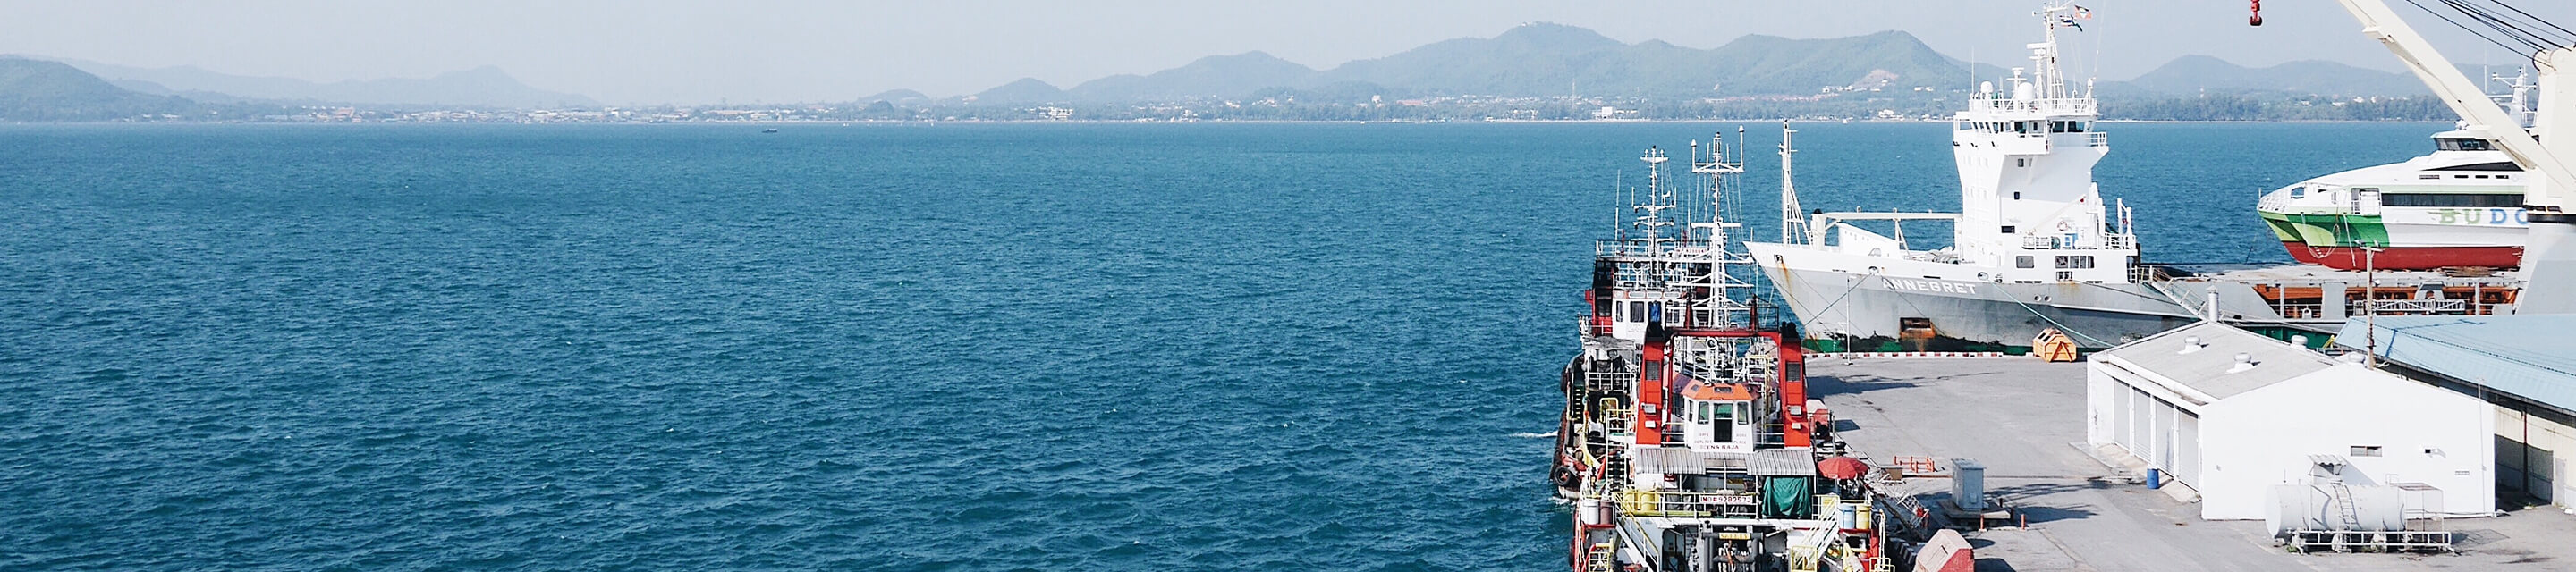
[1555,142,1903,572]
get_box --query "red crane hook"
[2250,0,2265,26]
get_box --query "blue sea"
[0,121,2439,570]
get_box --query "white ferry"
[2256,72,2538,270]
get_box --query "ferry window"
[1630,301,1645,321]
[2055,256,2096,269]
[1699,402,1714,423]
[2384,193,2521,207]
[2436,139,2492,151]
[2015,158,2028,168]
[2289,186,2306,198]
[2351,445,2384,457]
[2016,256,2035,268]
[2000,225,2016,234]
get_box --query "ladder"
[1866,471,1929,533]
[2332,484,2363,531]
[1584,543,1617,572]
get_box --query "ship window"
[1699,402,1714,423]
[2055,256,2096,269]
[2012,192,2021,200]
[2016,256,2035,268]
[2016,158,2028,167]
[2351,445,2384,457]
[2001,225,2016,234]
[2436,139,2491,151]
[1630,301,1645,322]
[2420,174,2440,180]
[2383,193,2521,207]
[2289,186,2306,198]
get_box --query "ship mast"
[1778,120,1809,245]
[1694,130,1747,249]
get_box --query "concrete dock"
[1810,358,2576,571]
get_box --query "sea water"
[0,122,2437,570]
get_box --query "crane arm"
[2333,0,2576,210]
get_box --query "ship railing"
[2272,301,2326,320]
[1612,489,1761,518]
[1596,238,1715,257]
[2085,131,2108,147]
[1968,97,2097,116]
[1601,406,1634,437]
[2354,298,2469,315]
[2016,232,2136,251]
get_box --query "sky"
[1,0,2568,105]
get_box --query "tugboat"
[1555,136,1905,572]
[2256,71,2538,270]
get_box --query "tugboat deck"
[1808,357,2576,571]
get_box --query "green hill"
[979,24,1979,102]
[0,57,199,121]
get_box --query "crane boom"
[2331,0,2576,313]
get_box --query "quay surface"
[1810,358,2576,571]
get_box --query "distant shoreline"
[0,118,2455,126]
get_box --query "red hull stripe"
[2280,241,2522,270]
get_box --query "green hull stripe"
[2257,211,2388,248]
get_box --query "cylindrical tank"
[1579,497,1608,527]
[2265,484,2405,536]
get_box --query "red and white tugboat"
[1555,136,1905,572]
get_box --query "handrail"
[1612,489,1759,517]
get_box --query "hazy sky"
[3,0,2567,105]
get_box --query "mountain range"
[36,58,597,109]
[953,22,2440,105]
[0,58,199,121]
[973,24,1980,104]
[0,22,2462,121]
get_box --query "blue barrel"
[2148,468,2164,490]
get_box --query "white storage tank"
[2264,484,2405,536]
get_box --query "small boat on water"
[762,128,780,133]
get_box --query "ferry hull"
[1758,263,2197,349]
[2279,240,2523,270]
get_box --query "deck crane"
[2318,0,2576,313]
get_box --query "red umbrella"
[1817,456,1870,480]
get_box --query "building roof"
[2095,321,2339,400]
[1633,448,1749,475]
[1750,448,1815,476]
[2336,315,2576,414]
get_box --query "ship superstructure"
[1555,138,1906,572]
[2257,72,2540,270]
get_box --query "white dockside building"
[2084,321,2496,521]
[2342,315,2576,509]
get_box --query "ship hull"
[1758,264,2195,349]
[2279,240,2524,270]
[2259,210,2526,270]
